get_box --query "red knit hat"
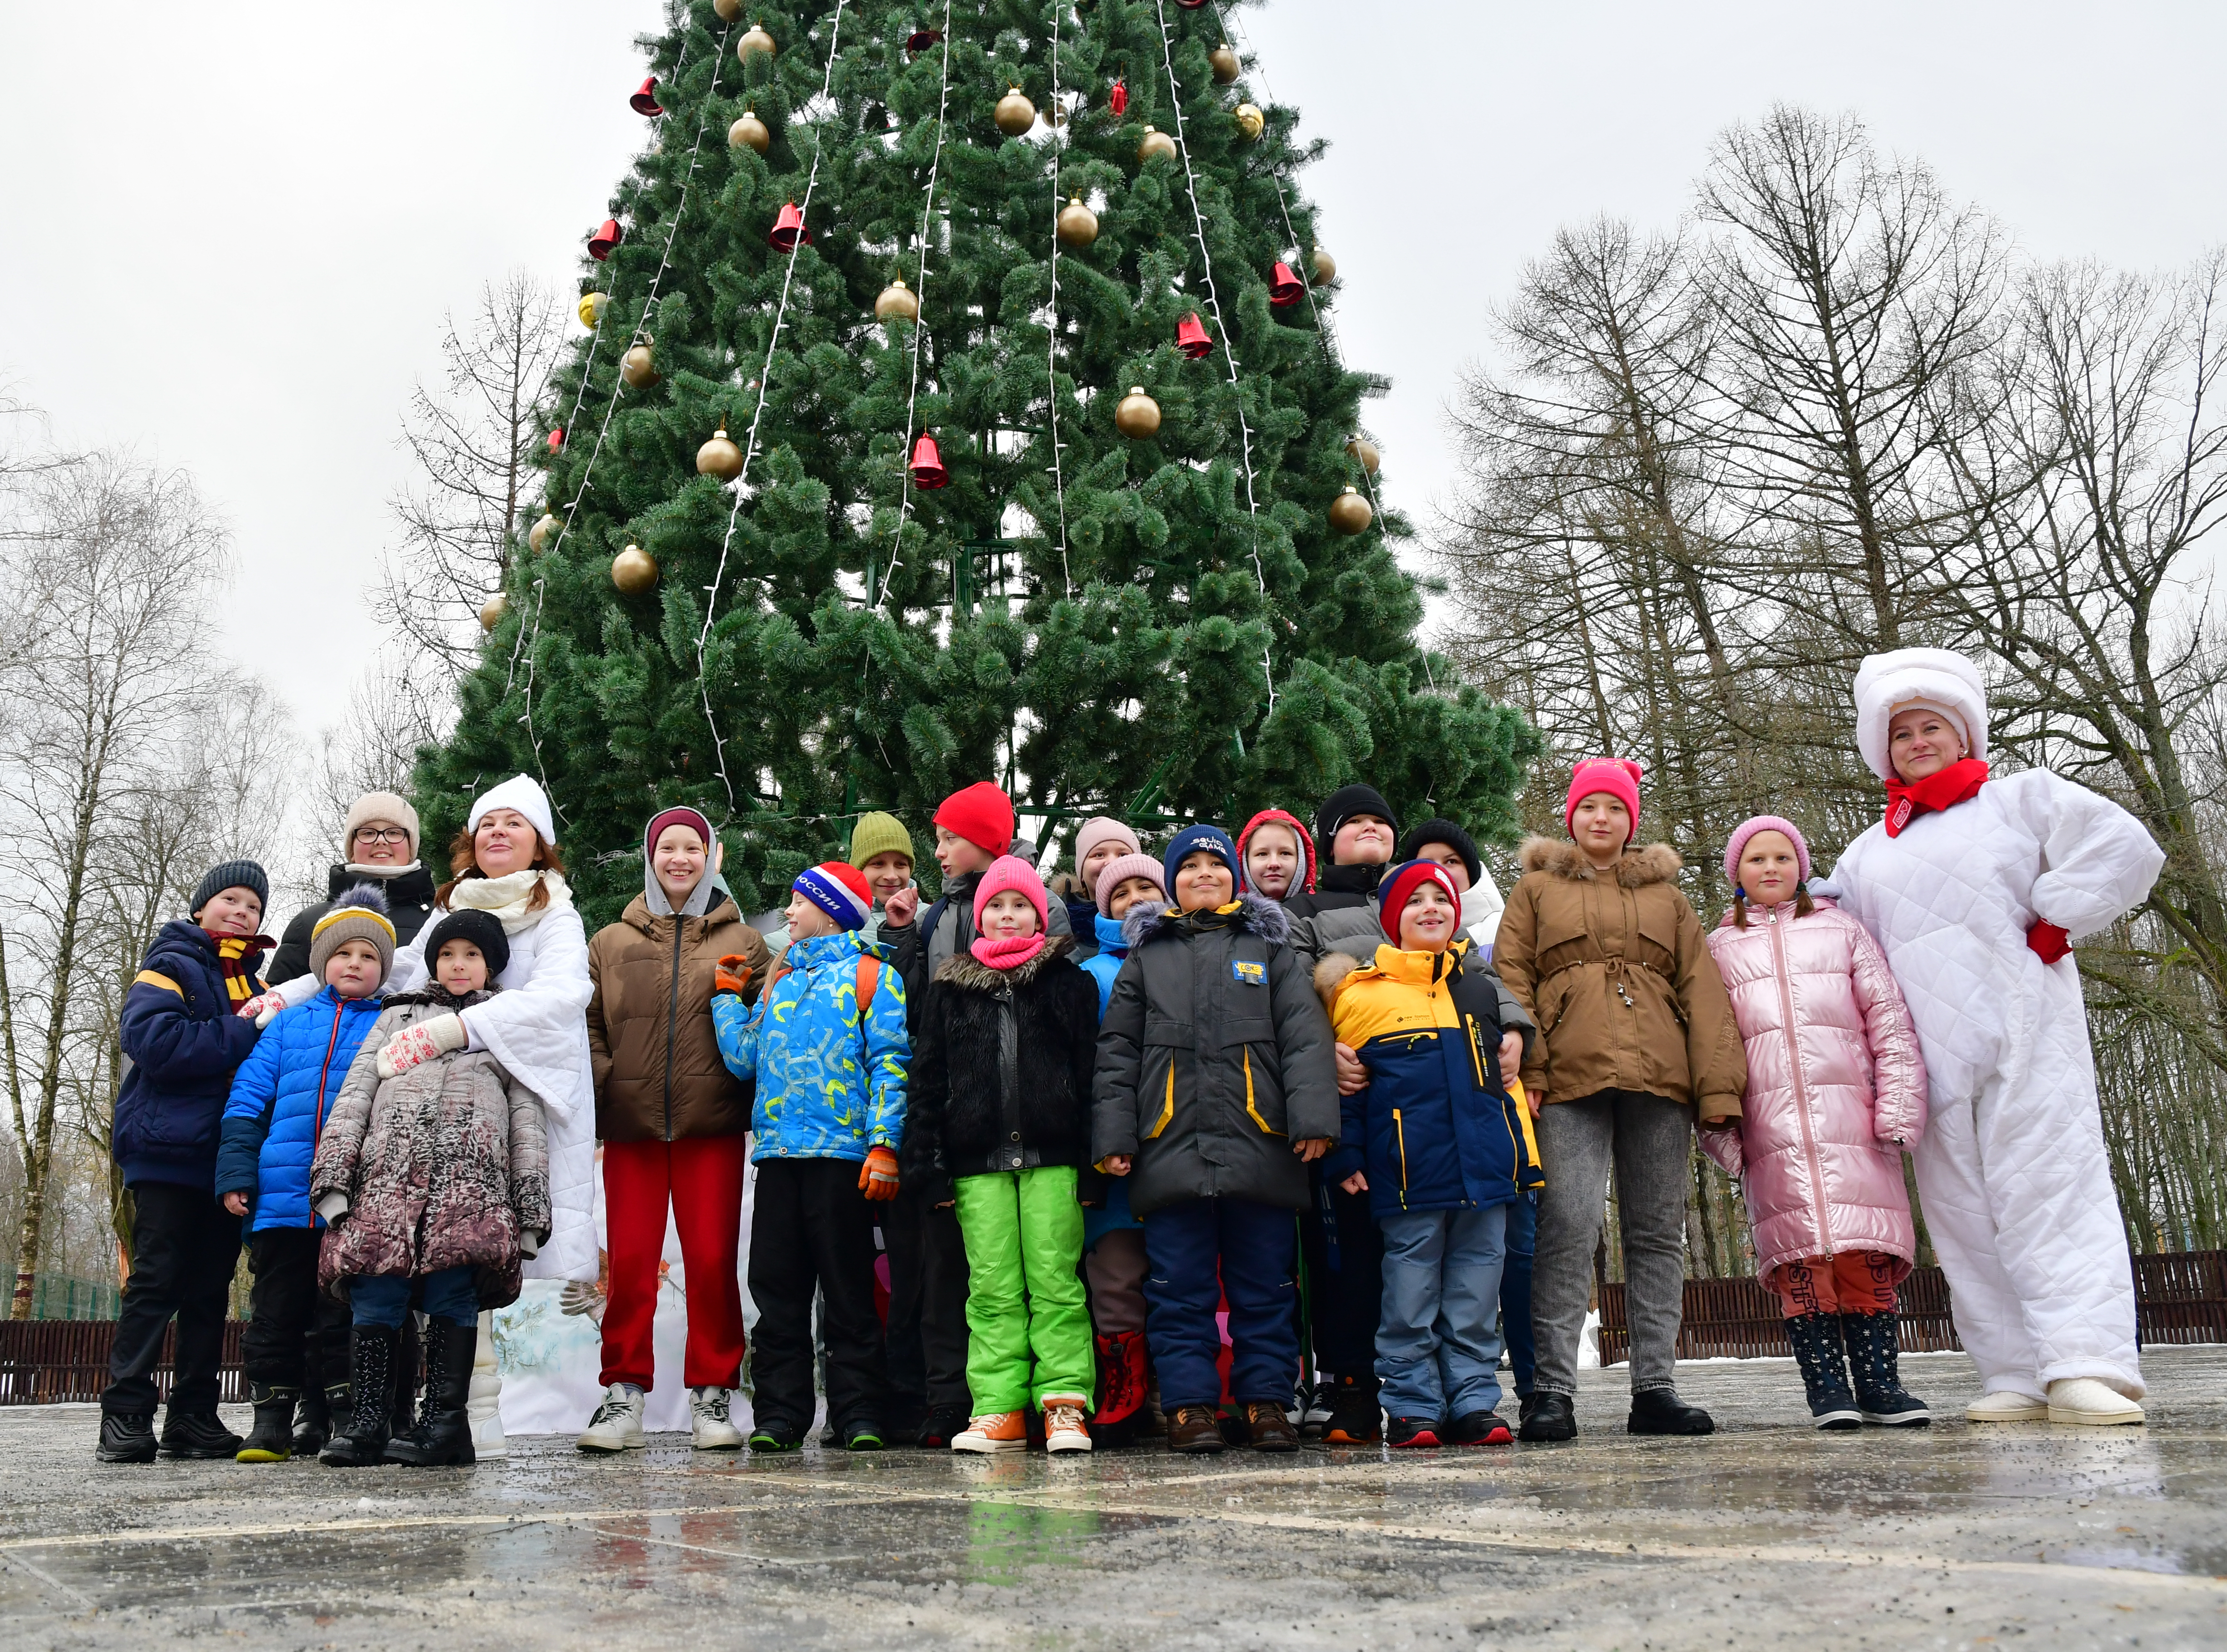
[934,781,1015,856]
[1237,808,1316,895]
[971,854,1049,931]
[1378,859,1464,944]
[1564,758,1643,843]
[644,805,715,862]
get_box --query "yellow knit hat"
[847,811,914,869]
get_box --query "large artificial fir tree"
[419,0,1536,920]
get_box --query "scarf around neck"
[1884,757,1990,837]
[446,868,575,934]
[208,933,275,1003]
[970,932,1048,971]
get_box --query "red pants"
[600,1135,749,1390]
[1768,1250,1904,1318]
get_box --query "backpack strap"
[762,953,883,1027]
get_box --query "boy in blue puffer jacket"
[215,885,395,1462]
[712,861,909,1453]
[100,860,273,1464]
[1315,860,1545,1451]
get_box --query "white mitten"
[236,992,286,1025]
[375,1012,466,1079]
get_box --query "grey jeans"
[1531,1090,1692,1396]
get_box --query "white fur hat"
[1852,648,1988,782]
[467,773,558,847]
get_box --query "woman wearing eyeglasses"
[271,795,440,985]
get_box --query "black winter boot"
[1785,1313,1862,1428]
[159,1409,244,1459]
[293,1384,339,1457]
[1321,1373,1382,1445]
[1517,1391,1576,1442]
[321,1326,398,1466]
[1840,1312,1931,1427]
[236,1383,301,1461]
[385,1320,478,1467]
[388,1315,421,1439]
[1627,1387,1714,1435]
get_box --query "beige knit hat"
[344,791,421,860]
[308,884,397,984]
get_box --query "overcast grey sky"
[3,2,2222,736]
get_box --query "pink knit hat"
[1564,758,1643,842]
[972,854,1049,931]
[1723,815,1811,890]
[1093,852,1165,916]
[1072,816,1141,870]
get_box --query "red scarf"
[1883,757,1990,838]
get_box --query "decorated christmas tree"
[420,0,1535,918]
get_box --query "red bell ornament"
[1175,312,1212,359]
[908,432,949,489]
[1177,0,1208,9]
[588,218,624,261]
[629,77,664,117]
[906,28,942,56]
[1108,79,1128,116]
[547,427,565,453]
[1268,261,1304,307]
[768,201,811,250]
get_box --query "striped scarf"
[209,934,274,1004]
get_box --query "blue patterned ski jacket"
[711,930,908,1163]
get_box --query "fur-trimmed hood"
[932,933,1073,991]
[1313,950,1367,1014]
[1518,835,1683,887]
[1122,892,1292,950]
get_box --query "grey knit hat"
[308,884,396,985]
[190,859,269,920]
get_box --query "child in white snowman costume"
[1829,649,2162,1425]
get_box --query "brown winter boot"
[1167,1405,1226,1455]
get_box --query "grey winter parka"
[309,987,552,1309]
[1090,896,1340,1218]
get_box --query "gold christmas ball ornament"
[1234,102,1265,141]
[1345,435,1380,475]
[1328,486,1373,536]
[729,109,770,153]
[738,22,776,62]
[621,338,658,389]
[874,276,920,322]
[1114,386,1161,439]
[611,544,661,594]
[576,291,608,328]
[1056,196,1098,248]
[697,425,744,481]
[1311,246,1337,286]
[1137,124,1177,164]
[995,86,1037,136]
[713,0,743,18]
[1209,42,1241,84]
[528,511,559,554]
[478,592,507,632]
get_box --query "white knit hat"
[1852,648,1988,782]
[467,773,558,847]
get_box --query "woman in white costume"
[1829,650,2161,1425]
[246,774,596,1455]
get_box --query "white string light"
[1046,2,1073,598]
[695,0,853,813]
[1152,0,1275,713]
[870,0,956,614]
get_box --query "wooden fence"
[1596,1250,2227,1364]
[0,1321,249,1405]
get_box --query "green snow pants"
[952,1166,1095,1412]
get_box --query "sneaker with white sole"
[2046,1377,2145,1427]
[689,1386,744,1450]
[950,1409,1027,1453]
[1965,1388,2049,1422]
[1043,1398,1093,1454]
[577,1383,647,1453]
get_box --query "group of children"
[96,645,2165,1463]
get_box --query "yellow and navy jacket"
[114,920,269,1191]
[1318,943,1545,1219]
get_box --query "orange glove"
[858,1145,900,1201]
[713,954,753,997]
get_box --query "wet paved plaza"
[2,1348,2222,1650]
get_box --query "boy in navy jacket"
[99,860,273,1463]
[215,886,394,1461]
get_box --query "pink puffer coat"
[1702,899,1927,1280]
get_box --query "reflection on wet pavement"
[1,1347,2221,1648]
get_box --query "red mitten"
[858,1145,900,1202]
[713,954,753,997]
[2027,921,2071,965]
